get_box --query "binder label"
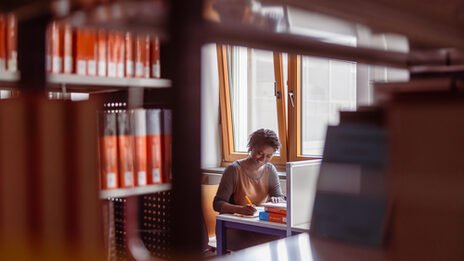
[124,171,133,186]
[138,171,147,186]
[107,173,117,188]
[152,168,161,183]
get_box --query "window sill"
[201,166,286,179]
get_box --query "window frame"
[217,44,288,170]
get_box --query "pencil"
[245,195,254,207]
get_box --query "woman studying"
[213,128,285,250]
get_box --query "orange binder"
[86,28,97,76]
[125,32,134,77]
[135,35,149,78]
[5,13,17,72]
[117,111,135,188]
[161,109,172,183]
[99,112,119,189]
[133,109,147,186]
[151,36,160,78]
[63,24,73,74]
[0,15,5,70]
[75,28,87,75]
[146,109,163,184]
[97,29,107,77]
[50,21,62,74]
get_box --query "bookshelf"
[100,183,172,198]
[47,74,171,92]
[0,71,19,82]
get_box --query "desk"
[216,213,287,256]
[213,233,387,261]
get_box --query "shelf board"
[100,183,172,198]
[47,74,171,91]
[0,71,20,85]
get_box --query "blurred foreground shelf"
[100,183,172,198]
[0,71,20,87]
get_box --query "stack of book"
[98,108,172,190]
[258,202,287,224]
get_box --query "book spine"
[146,109,163,184]
[63,24,73,74]
[258,212,287,224]
[0,15,5,70]
[133,109,147,186]
[161,109,172,183]
[264,206,287,215]
[117,111,135,188]
[151,36,160,78]
[6,13,16,72]
[135,35,149,78]
[99,112,119,189]
[97,29,107,77]
[124,32,134,77]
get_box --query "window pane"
[228,46,278,153]
[301,56,356,156]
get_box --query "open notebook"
[233,206,264,218]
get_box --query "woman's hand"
[237,205,257,215]
[270,197,284,203]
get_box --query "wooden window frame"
[217,44,287,170]
[287,54,321,162]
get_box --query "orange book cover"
[99,112,119,189]
[117,111,135,188]
[50,21,63,74]
[86,29,97,76]
[146,109,163,184]
[5,13,17,72]
[116,32,125,78]
[161,109,172,183]
[125,32,134,77]
[151,36,160,78]
[107,31,116,77]
[75,28,87,75]
[0,15,5,70]
[97,29,107,77]
[133,109,147,186]
[63,24,73,74]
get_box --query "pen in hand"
[245,195,254,207]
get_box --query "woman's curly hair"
[247,128,280,152]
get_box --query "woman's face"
[250,145,275,167]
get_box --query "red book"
[146,109,163,184]
[151,35,160,78]
[262,202,287,215]
[6,13,17,72]
[99,112,119,189]
[116,32,125,78]
[0,15,5,70]
[133,109,147,186]
[161,109,172,183]
[117,111,135,188]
